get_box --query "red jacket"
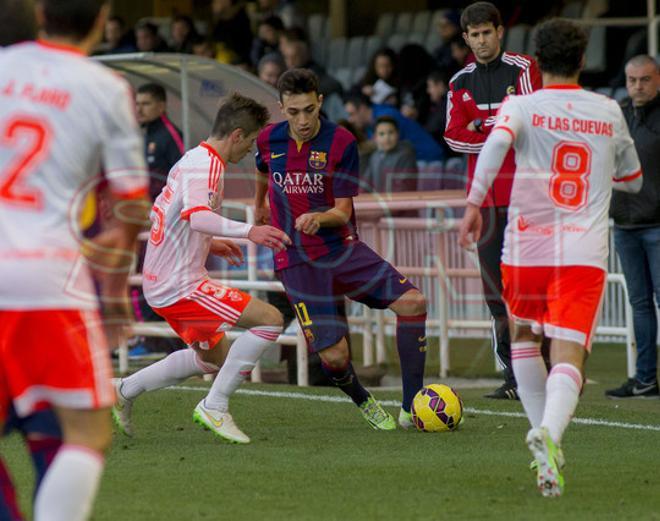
[444,51,541,207]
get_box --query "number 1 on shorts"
[294,302,313,326]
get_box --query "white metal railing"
[122,193,637,384]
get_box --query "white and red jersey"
[143,142,226,308]
[469,85,641,270]
[0,41,148,311]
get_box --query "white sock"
[121,349,217,400]
[34,444,104,521]
[204,326,281,412]
[542,363,582,444]
[511,341,547,428]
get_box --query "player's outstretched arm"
[295,197,353,235]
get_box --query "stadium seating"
[504,25,529,54]
[584,26,606,73]
[327,37,348,71]
[412,10,432,36]
[375,13,396,37]
[346,36,367,69]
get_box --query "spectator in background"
[279,31,345,120]
[171,15,199,54]
[432,10,462,73]
[449,34,474,70]
[101,15,136,54]
[192,37,218,59]
[363,116,417,194]
[255,0,305,29]
[425,70,457,157]
[606,55,660,399]
[251,15,284,66]
[279,30,343,98]
[211,0,253,65]
[258,52,286,87]
[135,20,170,52]
[344,93,443,165]
[135,83,184,200]
[398,43,435,122]
[337,119,376,176]
[354,48,399,105]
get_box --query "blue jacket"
[370,104,444,162]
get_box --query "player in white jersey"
[112,93,291,444]
[0,2,150,520]
[459,18,642,497]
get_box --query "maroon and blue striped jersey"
[256,119,360,270]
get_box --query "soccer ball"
[411,384,463,432]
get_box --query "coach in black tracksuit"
[444,3,542,399]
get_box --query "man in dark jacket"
[606,55,660,398]
[444,2,541,399]
[135,83,184,201]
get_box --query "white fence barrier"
[121,192,636,384]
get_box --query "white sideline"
[169,385,660,433]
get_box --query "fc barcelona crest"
[308,150,327,170]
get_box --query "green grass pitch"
[2,342,660,520]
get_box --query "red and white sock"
[511,341,547,428]
[33,444,104,521]
[204,326,281,412]
[542,363,583,444]
[120,349,217,400]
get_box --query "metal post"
[118,338,129,375]
[648,0,658,58]
[180,55,191,150]
[436,258,449,378]
[296,326,309,386]
[363,307,374,366]
[244,205,262,383]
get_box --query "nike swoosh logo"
[632,385,656,395]
[202,410,224,427]
[271,152,286,159]
[399,278,407,284]
[418,336,426,342]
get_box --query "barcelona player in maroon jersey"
[255,69,428,430]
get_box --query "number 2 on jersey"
[549,141,592,210]
[0,116,52,210]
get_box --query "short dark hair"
[277,68,320,99]
[258,52,285,73]
[135,20,159,36]
[41,0,107,40]
[211,92,270,138]
[260,15,284,32]
[344,92,372,109]
[374,115,399,132]
[137,83,167,102]
[0,0,37,46]
[427,69,449,85]
[460,2,502,32]
[535,18,588,77]
[107,15,125,28]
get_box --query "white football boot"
[111,378,134,437]
[192,400,250,444]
